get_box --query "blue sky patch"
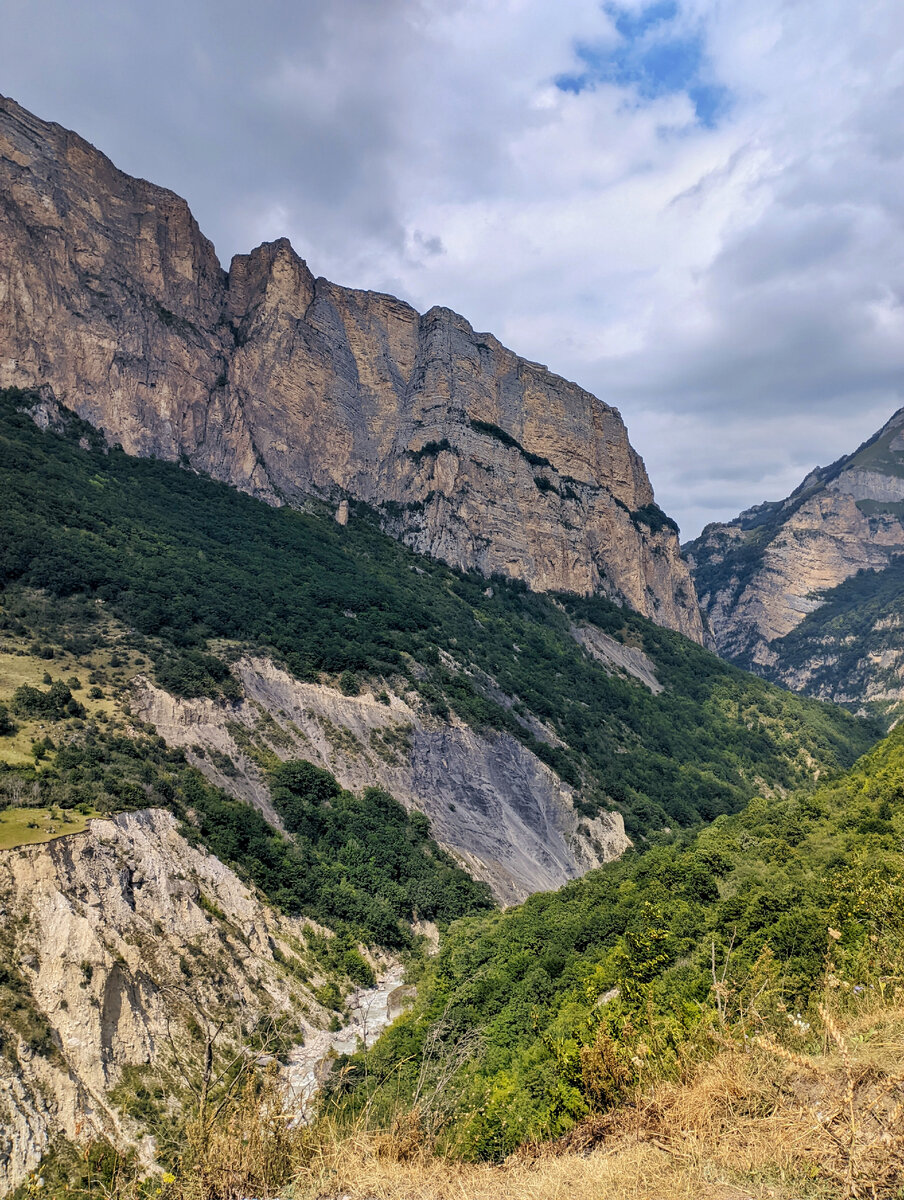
[555,2,730,128]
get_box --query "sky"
[2,0,903,538]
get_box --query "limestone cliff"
[686,406,904,710]
[0,94,703,641]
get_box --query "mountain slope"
[0,389,878,866]
[0,802,415,1197]
[686,406,904,711]
[0,93,702,641]
[333,722,904,1160]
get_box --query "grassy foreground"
[21,994,904,1198]
[303,999,904,1199]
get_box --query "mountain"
[686,406,904,714]
[0,93,895,1198]
[0,389,876,872]
[0,94,703,642]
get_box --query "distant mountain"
[686,406,904,715]
[0,93,702,642]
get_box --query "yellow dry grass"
[0,634,131,766]
[281,1002,904,1200]
[291,1134,791,1200]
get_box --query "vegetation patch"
[631,502,679,536]
[469,418,552,468]
[0,388,879,840]
[0,803,99,850]
[330,725,904,1158]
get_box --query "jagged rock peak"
[0,93,703,642]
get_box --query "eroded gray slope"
[132,656,630,906]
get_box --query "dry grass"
[56,985,904,1199]
[290,1132,791,1200]
[274,1001,904,1200]
[0,631,132,766]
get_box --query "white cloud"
[2,0,903,536]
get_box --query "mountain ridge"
[686,404,904,706]
[0,92,703,641]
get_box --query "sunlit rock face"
[686,406,904,708]
[0,93,703,642]
[0,808,343,1196]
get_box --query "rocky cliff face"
[0,94,703,642]
[0,808,378,1196]
[131,655,630,907]
[686,407,904,709]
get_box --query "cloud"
[555,1,731,127]
[1,0,902,536]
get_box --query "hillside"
[7,711,900,1196]
[0,799,420,1196]
[0,379,887,1191]
[686,406,904,714]
[0,388,878,866]
[0,643,489,1193]
[331,722,904,1166]
[0,93,702,641]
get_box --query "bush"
[11,681,86,720]
[339,670,361,696]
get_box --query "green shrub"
[11,681,85,720]
[335,725,904,1157]
[339,670,361,696]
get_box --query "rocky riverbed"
[283,965,411,1119]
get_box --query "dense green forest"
[331,726,904,1156]
[0,708,490,951]
[0,389,879,837]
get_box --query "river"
[283,964,409,1119]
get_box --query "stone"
[0,94,703,644]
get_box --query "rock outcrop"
[0,94,703,641]
[132,655,631,907]
[0,808,373,1196]
[686,406,904,709]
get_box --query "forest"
[0,388,878,838]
